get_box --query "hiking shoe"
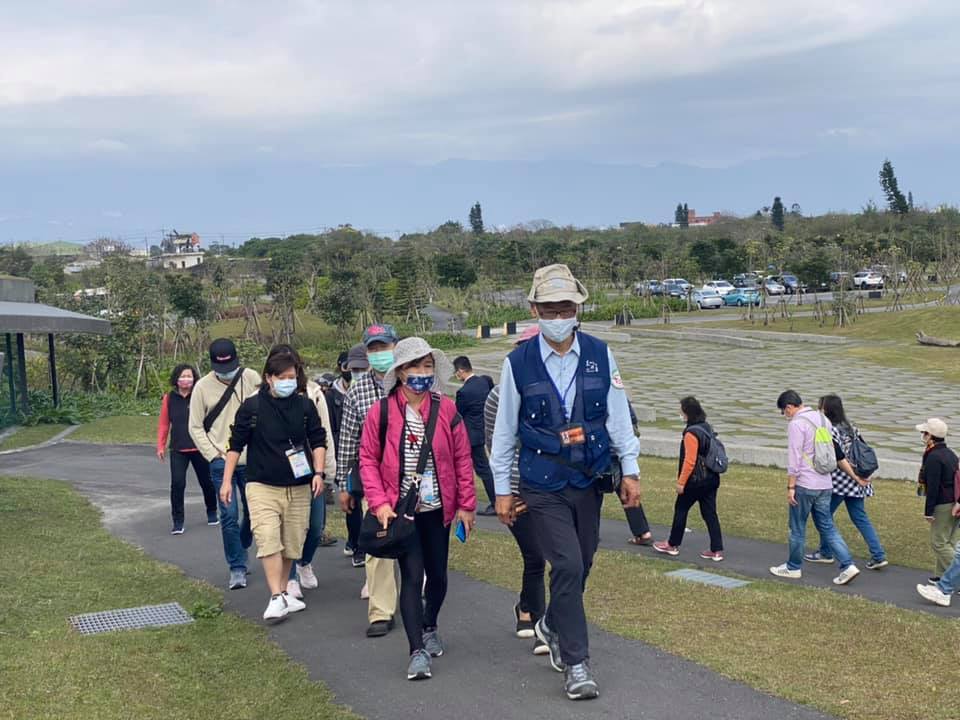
[769,564,801,579]
[423,628,444,657]
[407,649,432,680]
[171,523,185,535]
[804,552,834,564]
[833,564,860,585]
[297,563,318,589]
[282,591,306,613]
[699,550,724,562]
[366,617,394,638]
[564,662,599,701]
[515,604,535,638]
[343,543,355,556]
[865,558,889,570]
[286,579,303,599]
[263,594,288,621]
[916,583,952,607]
[318,532,338,548]
[352,551,366,568]
[206,510,219,526]
[652,541,679,556]
[229,569,247,589]
[535,618,565,672]
[533,638,550,655]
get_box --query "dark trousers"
[471,444,496,507]
[345,501,362,551]
[507,511,546,621]
[397,510,450,654]
[667,483,723,551]
[521,482,601,666]
[169,451,216,525]
[624,505,650,537]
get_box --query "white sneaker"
[917,583,951,606]
[297,563,318,589]
[360,581,370,600]
[769,564,801,579]
[282,591,306,613]
[286,579,303,599]
[263,594,288,621]
[833,564,860,585]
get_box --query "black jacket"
[229,387,327,487]
[455,374,494,447]
[325,385,346,451]
[921,442,959,516]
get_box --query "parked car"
[692,288,723,310]
[733,272,760,288]
[663,278,692,293]
[855,271,884,290]
[634,280,664,296]
[663,281,687,298]
[763,278,786,295]
[703,280,735,296]
[775,274,805,295]
[723,288,761,307]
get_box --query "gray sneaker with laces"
[228,569,247,590]
[535,618,565,672]
[564,661,599,700]
[407,649,432,680]
[422,628,444,657]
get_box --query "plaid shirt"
[335,370,385,492]
[830,425,873,498]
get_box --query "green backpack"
[798,412,838,475]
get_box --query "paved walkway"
[0,442,832,720]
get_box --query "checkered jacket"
[830,425,873,498]
[335,371,385,492]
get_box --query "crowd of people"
[155,262,960,702]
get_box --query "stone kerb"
[628,329,764,349]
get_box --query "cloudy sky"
[3,1,959,242]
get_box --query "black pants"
[508,510,546,621]
[624,504,650,537]
[667,483,723,551]
[471,444,496,507]
[397,509,450,654]
[521,482,601,666]
[345,501,362,551]
[170,451,216,525]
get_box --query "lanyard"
[547,362,578,423]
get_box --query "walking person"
[917,502,960,606]
[157,363,217,534]
[220,346,327,621]
[328,346,366,567]
[652,396,724,560]
[805,394,888,570]
[359,337,476,680]
[454,355,497,516]
[491,264,642,701]
[189,339,261,589]
[336,324,401,637]
[914,418,959,583]
[769,390,860,585]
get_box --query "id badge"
[558,424,586,447]
[285,446,312,478]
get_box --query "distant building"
[73,286,109,300]
[150,230,204,270]
[678,209,723,227]
[63,259,102,274]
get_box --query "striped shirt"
[399,404,442,513]
[484,385,520,495]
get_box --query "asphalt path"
[0,442,836,720]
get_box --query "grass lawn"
[0,477,358,720]
[0,424,70,451]
[447,528,960,720]
[71,415,156,444]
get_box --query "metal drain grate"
[665,568,751,589]
[69,602,194,635]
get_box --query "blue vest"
[509,333,612,491]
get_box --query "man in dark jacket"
[454,356,496,515]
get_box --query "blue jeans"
[817,495,886,562]
[937,540,960,594]
[289,490,327,580]
[209,458,251,572]
[788,487,853,571]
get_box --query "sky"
[2,1,959,244]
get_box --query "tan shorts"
[245,482,311,559]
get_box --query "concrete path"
[0,442,831,720]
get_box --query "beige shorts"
[245,482,311,559]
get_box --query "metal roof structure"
[0,300,111,335]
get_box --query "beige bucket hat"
[382,336,454,395]
[527,263,589,304]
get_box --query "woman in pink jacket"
[359,337,476,681]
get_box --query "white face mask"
[538,317,578,343]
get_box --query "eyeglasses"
[537,307,577,320]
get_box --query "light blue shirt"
[490,333,641,495]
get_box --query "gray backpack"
[798,412,837,475]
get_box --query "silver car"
[692,288,724,310]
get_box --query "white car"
[703,280,735,296]
[692,288,724,309]
[854,271,884,289]
[763,278,786,295]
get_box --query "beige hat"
[916,418,949,438]
[382,336,454,395]
[527,263,589,304]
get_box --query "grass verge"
[0,424,70,451]
[71,415,156,444]
[0,477,358,720]
[448,528,960,720]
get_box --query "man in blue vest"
[490,263,641,701]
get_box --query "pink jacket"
[359,391,476,526]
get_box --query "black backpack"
[844,425,879,479]
[691,423,728,475]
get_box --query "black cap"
[209,338,239,373]
[336,351,349,369]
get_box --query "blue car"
[723,288,761,306]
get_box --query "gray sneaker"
[228,569,247,590]
[422,628,444,657]
[535,618,565,672]
[564,661,599,700]
[406,649,432,680]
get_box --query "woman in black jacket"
[916,418,959,582]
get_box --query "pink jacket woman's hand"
[375,504,397,529]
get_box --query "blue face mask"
[404,374,434,394]
[216,368,239,382]
[273,379,298,398]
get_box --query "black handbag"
[358,394,441,559]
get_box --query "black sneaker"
[206,510,219,526]
[352,551,366,568]
[535,618,565,672]
[865,558,888,570]
[564,662,599,700]
[929,576,941,585]
[514,604,535,638]
[366,617,395,638]
[171,523,184,535]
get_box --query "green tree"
[771,197,785,231]
[434,254,477,289]
[879,159,909,215]
[469,202,485,235]
[0,246,34,277]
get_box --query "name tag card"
[559,424,586,447]
[285,446,313,478]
